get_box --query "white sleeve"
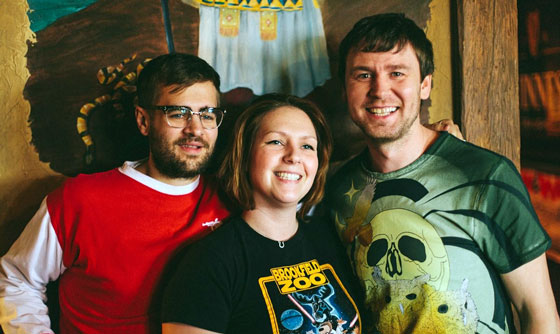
[0,197,66,334]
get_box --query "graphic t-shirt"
[162,216,362,334]
[326,133,551,334]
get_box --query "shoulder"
[432,133,518,180]
[48,168,121,202]
[170,217,249,286]
[326,151,368,196]
[300,217,341,246]
[187,216,245,256]
[301,216,334,234]
[331,151,366,179]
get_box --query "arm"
[500,253,560,334]
[0,198,65,334]
[163,323,221,334]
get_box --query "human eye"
[302,143,316,151]
[200,111,216,121]
[265,139,283,145]
[355,72,372,80]
[391,71,404,78]
[167,108,188,119]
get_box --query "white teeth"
[367,107,397,116]
[276,172,301,181]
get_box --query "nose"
[368,75,390,99]
[283,143,302,164]
[182,113,204,136]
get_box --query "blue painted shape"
[27,0,98,32]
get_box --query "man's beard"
[361,105,420,145]
[149,131,213,179]
[367,112,418,144]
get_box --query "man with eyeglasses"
[0,53,230,334]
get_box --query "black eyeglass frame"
[144,105,226,129]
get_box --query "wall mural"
[25,0,195,176]
[24,0,431,177]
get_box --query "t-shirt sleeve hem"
[497,237,551,274]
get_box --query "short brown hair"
[339,13,434,83]
[218,93,332,220]
[137,53,221,108]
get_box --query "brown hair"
[218,93,332,220]
[338,13,434,83]
[137,53,221,109]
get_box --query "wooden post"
[455,0,520,169]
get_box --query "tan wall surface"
[427,0,454,123]
[0,0,64,255]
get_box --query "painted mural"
[27,0,98,32]
[24,0,432,176]
[25,0,193,175]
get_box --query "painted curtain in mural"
[196,0,330,96]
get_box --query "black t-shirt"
[161,216,363,333]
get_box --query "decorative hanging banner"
[197,0,303,11]
[198,0,331,97]
[260,11,277,40]
[219,8,241,36]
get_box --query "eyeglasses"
[147,105,226,129]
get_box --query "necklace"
[278,241,285,249]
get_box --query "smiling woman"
[219,94,332,221]
[160,94,363,334]
[247,106,319,219]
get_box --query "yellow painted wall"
[0,0,64,255]
[427,0,454,123]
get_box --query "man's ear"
[135,106,150,136]
[420,74,432,100]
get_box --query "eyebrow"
[385,64,411,71]
[348,66,373,73]
[349,64,411,72]
[263,131,318,141]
